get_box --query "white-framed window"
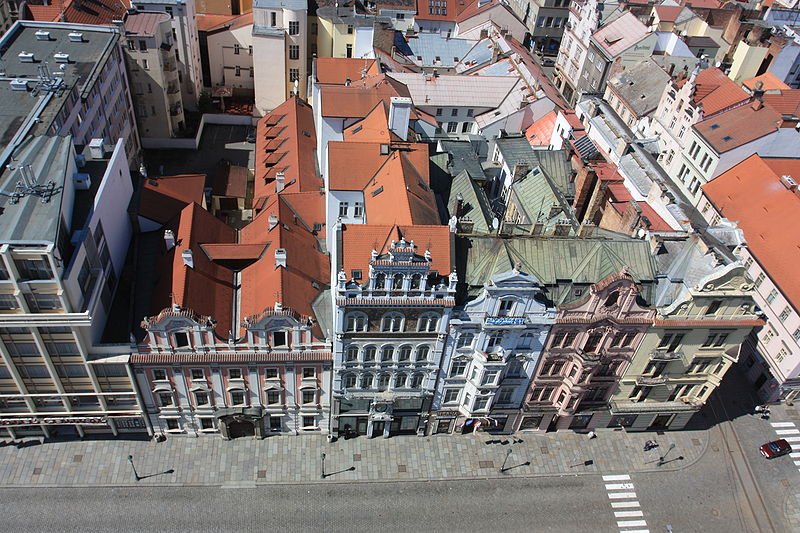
[474,397,489,411]
[487,332,503,349]
[339,202,349,217]
[361,373,373,388]
[498,299,515,316]
[345,312,368,332]
[398,345,412,362]
[302,416,317,429]
[194,390,209,406]
[767,289,779,304]
[381,345,394,361]
[457,332,474,349]
[343,374,357,388]
[417,313,439,332]
[353,202,364,217]
[228,368,243,379]
[381,312,404,332]
[410,373,424,388]
[265,368,279,380]
[780,306,792,322]
[302,367,315,379]
[173,331,191,349]
[345,345,359,362]
[230,390,246,405]
[481,370,499,386]
[363,345,377,362]
[443,389,459,404]
[302,389,316,404]
[191,368,204,380]
[272,331,288,347]
[153,368,167,381]
[289,44,300,60]
[266,390,281,404]
[377,374,390,391]
[450,360,467,376]
[289,20,300,35]
[415,345,430,362]
[395,372,407,388]
[158,392,173,407]
[289,68,299,82]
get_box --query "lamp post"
[321,452,326,479]
[127,454,141,482]
[500,448,513,474]
[657,443,676,466]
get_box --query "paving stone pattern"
[0,428,708,488]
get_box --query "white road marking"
[617,530,650,533]
[614,510,644,518]
[790,452,800,458]
[775,429,800,435]
[606,482,635,491]
[771,422,796,428]
[781,436,800,443]
[608,492,637,499]
[793,461,800,467]
[617,520,648,528]
[611,501,641,509]
[602,474,631,481]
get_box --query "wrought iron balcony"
[650,348,684,362]
[636,375,668,386]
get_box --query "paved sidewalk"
[0,427,708,487]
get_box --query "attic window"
[722,135,732,141]
[303,131,312,137]
[352,125,363,134]
[709,124,720,130]
[380,144,390,155]
[371,186,384,197]
[604,34,623,44]
[313,223,323,232]
[417,55,423,61]
[352,269,362,280]
[454,56,459,62]
[531,168,540,175]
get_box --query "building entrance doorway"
[371,421,385,438]
[649,414,674,430]
[228,419,256,439]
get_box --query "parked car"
[246,127,256,143]
[760,439,792,459]
[541,58,556,67]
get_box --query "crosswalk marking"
[608,491,637,499]
[617,520,648,528]
[606,482,635,490]
[602,474,631,481]
[793,461,800,467]
[771,422,796,428]
[769,421,800,477]
[614,510,644,518]
[617,530,650,533]
[775,429,800,435]
[790,452,800,458]
[782,436,800,443]
[611,501,641,509]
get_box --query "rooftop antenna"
[0,163,56,204]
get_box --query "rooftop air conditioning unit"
[35,30,51,41]
[73,172,91,190]
[68,32,84,42]
[18,51,34,63]
[10,79,28,91]
[54,53,70,63]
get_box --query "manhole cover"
[540,446,549,455]
[692,438,701,447]
[73,455,83,463]
[257,470,266,479]
[32,467,41,475]
[479,460,494,468]
[397,465,407,473]
[353,454,362,462]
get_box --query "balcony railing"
[167,83,180,94]
[169,103,182,116]
[636,375,668,386]
[650,348,684,362]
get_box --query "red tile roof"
[341,224,454,279]
[254,97,322,207]
[139,174,207,225]
[762,90,800,120]
[315,58,380,85]
[690,68,749,117]
[124,11,171,36]
[654,5,683,22]
[26,0,131,25]
[703,154,800,312]
[455,0,501,23]
[328,141,392,190]
[196,13,239,32]
[743,72,791,93]
[414,0,470,22]
[525,111,557,147]
[211,161,248,198]
[694,101,782,153]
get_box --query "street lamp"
[657,443,676,466]
[127,454,141,482]
[321,452,326,479]
[500,448,513,474]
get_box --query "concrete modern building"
[0,21,141,163]
[133,0,204,109]
[252,0,308,115]
[0,135,143,440]
[701,155,800,402]
[332,229,457,438]
[433,268,555,435]
[123,10,187,141]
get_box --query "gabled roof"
[689,68,749,116]
[139,175,207,225]
[592,11,651,58]
[654,5,684,22]
[319,75,412,118]
[196,12,253,33]
[762,90,800,119]
[448,170,493,234]
[526,111,557,147]
[342,101,399,143]
[414,0,470,22]
[743,72,791,93]
[387,72,519,108]
[694,102,782,153]
[328,141,392,191]
[607,59,670,118]
[703,155,800,312]
[254,97,321,206]
[315,58,380,85]
[211,160,248,198]
[25,0,130,25]
[341,224,453,279]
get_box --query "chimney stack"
[275,248,287,268]
[164,229,175,250]
[268,214,279,230]
[276,171,285,192]
[182,249,194,269]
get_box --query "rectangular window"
[754,273,765,288]
[303,367,315,379]
[24,293,62,312]
[158,393,173,407]
[338,202,349,217]
[780,306,792,322]
[200,418,214,430]
[450,361,467,376]
[271,12,277,26]
[166,419,179,430]
[234,44,240,55]
[229,368,242,379]
[347,25,354,34]
[250,67,254,78]
[436,108,443,116]
[289,21,300,35]
[194,391,209,406]
[767,289,779,304]
[272,331,288,347]
[346,44,352,58]
[289,45,300,61]
[705,300,721,316]
[447,122,458,133]
[289,68,299,82]
[138,40,147,51]
[265,368,278,379]
[267,390,281,404]
[153,369,167,381]
[443,389,459,404]
[235,66,241,77]
[474,397,489,410]
[302,390,315,404]
[15,258,52,280]
[270,416,282,431]
[302,416,316,428]
[142,59,149,70]
[0,294,18,310]
[353,202,364,217]
[230,390,245,405]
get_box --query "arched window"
[345,345,359,362]
[498,298,516,316]
[457,332,475,349]
[415,345,430,362]
[362,345,377,362]
[392,273,404,289]
[343,373,357,389]
[410,274,422,290]
[417,312,440,332]
[395,372,407,388]
[381,312,404,332]
[604,291,620,308]
[345,312,368,332]
[398,345,412,362]
[360,373,374,389]
[410,373,425,389]
[375,273,386,289]
[517,332,535,349]
[377,373,390,391]
[381,345,394,362]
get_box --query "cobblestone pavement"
[0,427,708,487]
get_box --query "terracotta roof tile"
[654,5,683,21]
[525,111,557,147]
[414,0,471,21]
[211,161,248,198]
[341,224,453,280]
[695,102,782,153]
[328,142,392,190]
[195,14,239,32]
[703,155,800,312]
[139,174,207,225]
[762,90,800,119]
[743,72,791,93]
[200,243,268,261]
[315,58,380,85]
[29,0,132,25]
[691,68,749,116]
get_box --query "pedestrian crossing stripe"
[602,474,631,481]
[611,501,641,509]
[771,422,796,428]
[782,436,800,443]
[790,452,800,458]
[617,530,650,533]
[606,483,635,490]
[608,491,637,499]
[775,429,800,435]
[617,520,648,528]
[614,510,644,518]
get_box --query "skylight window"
[722,135,732,141]
[710,124,720,130]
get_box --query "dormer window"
[173,331,191,349]
[603,291,619,308]
[498,299,515,316]
[346,312,369,332]
[272,331,288,347]
[392,273,404,290]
